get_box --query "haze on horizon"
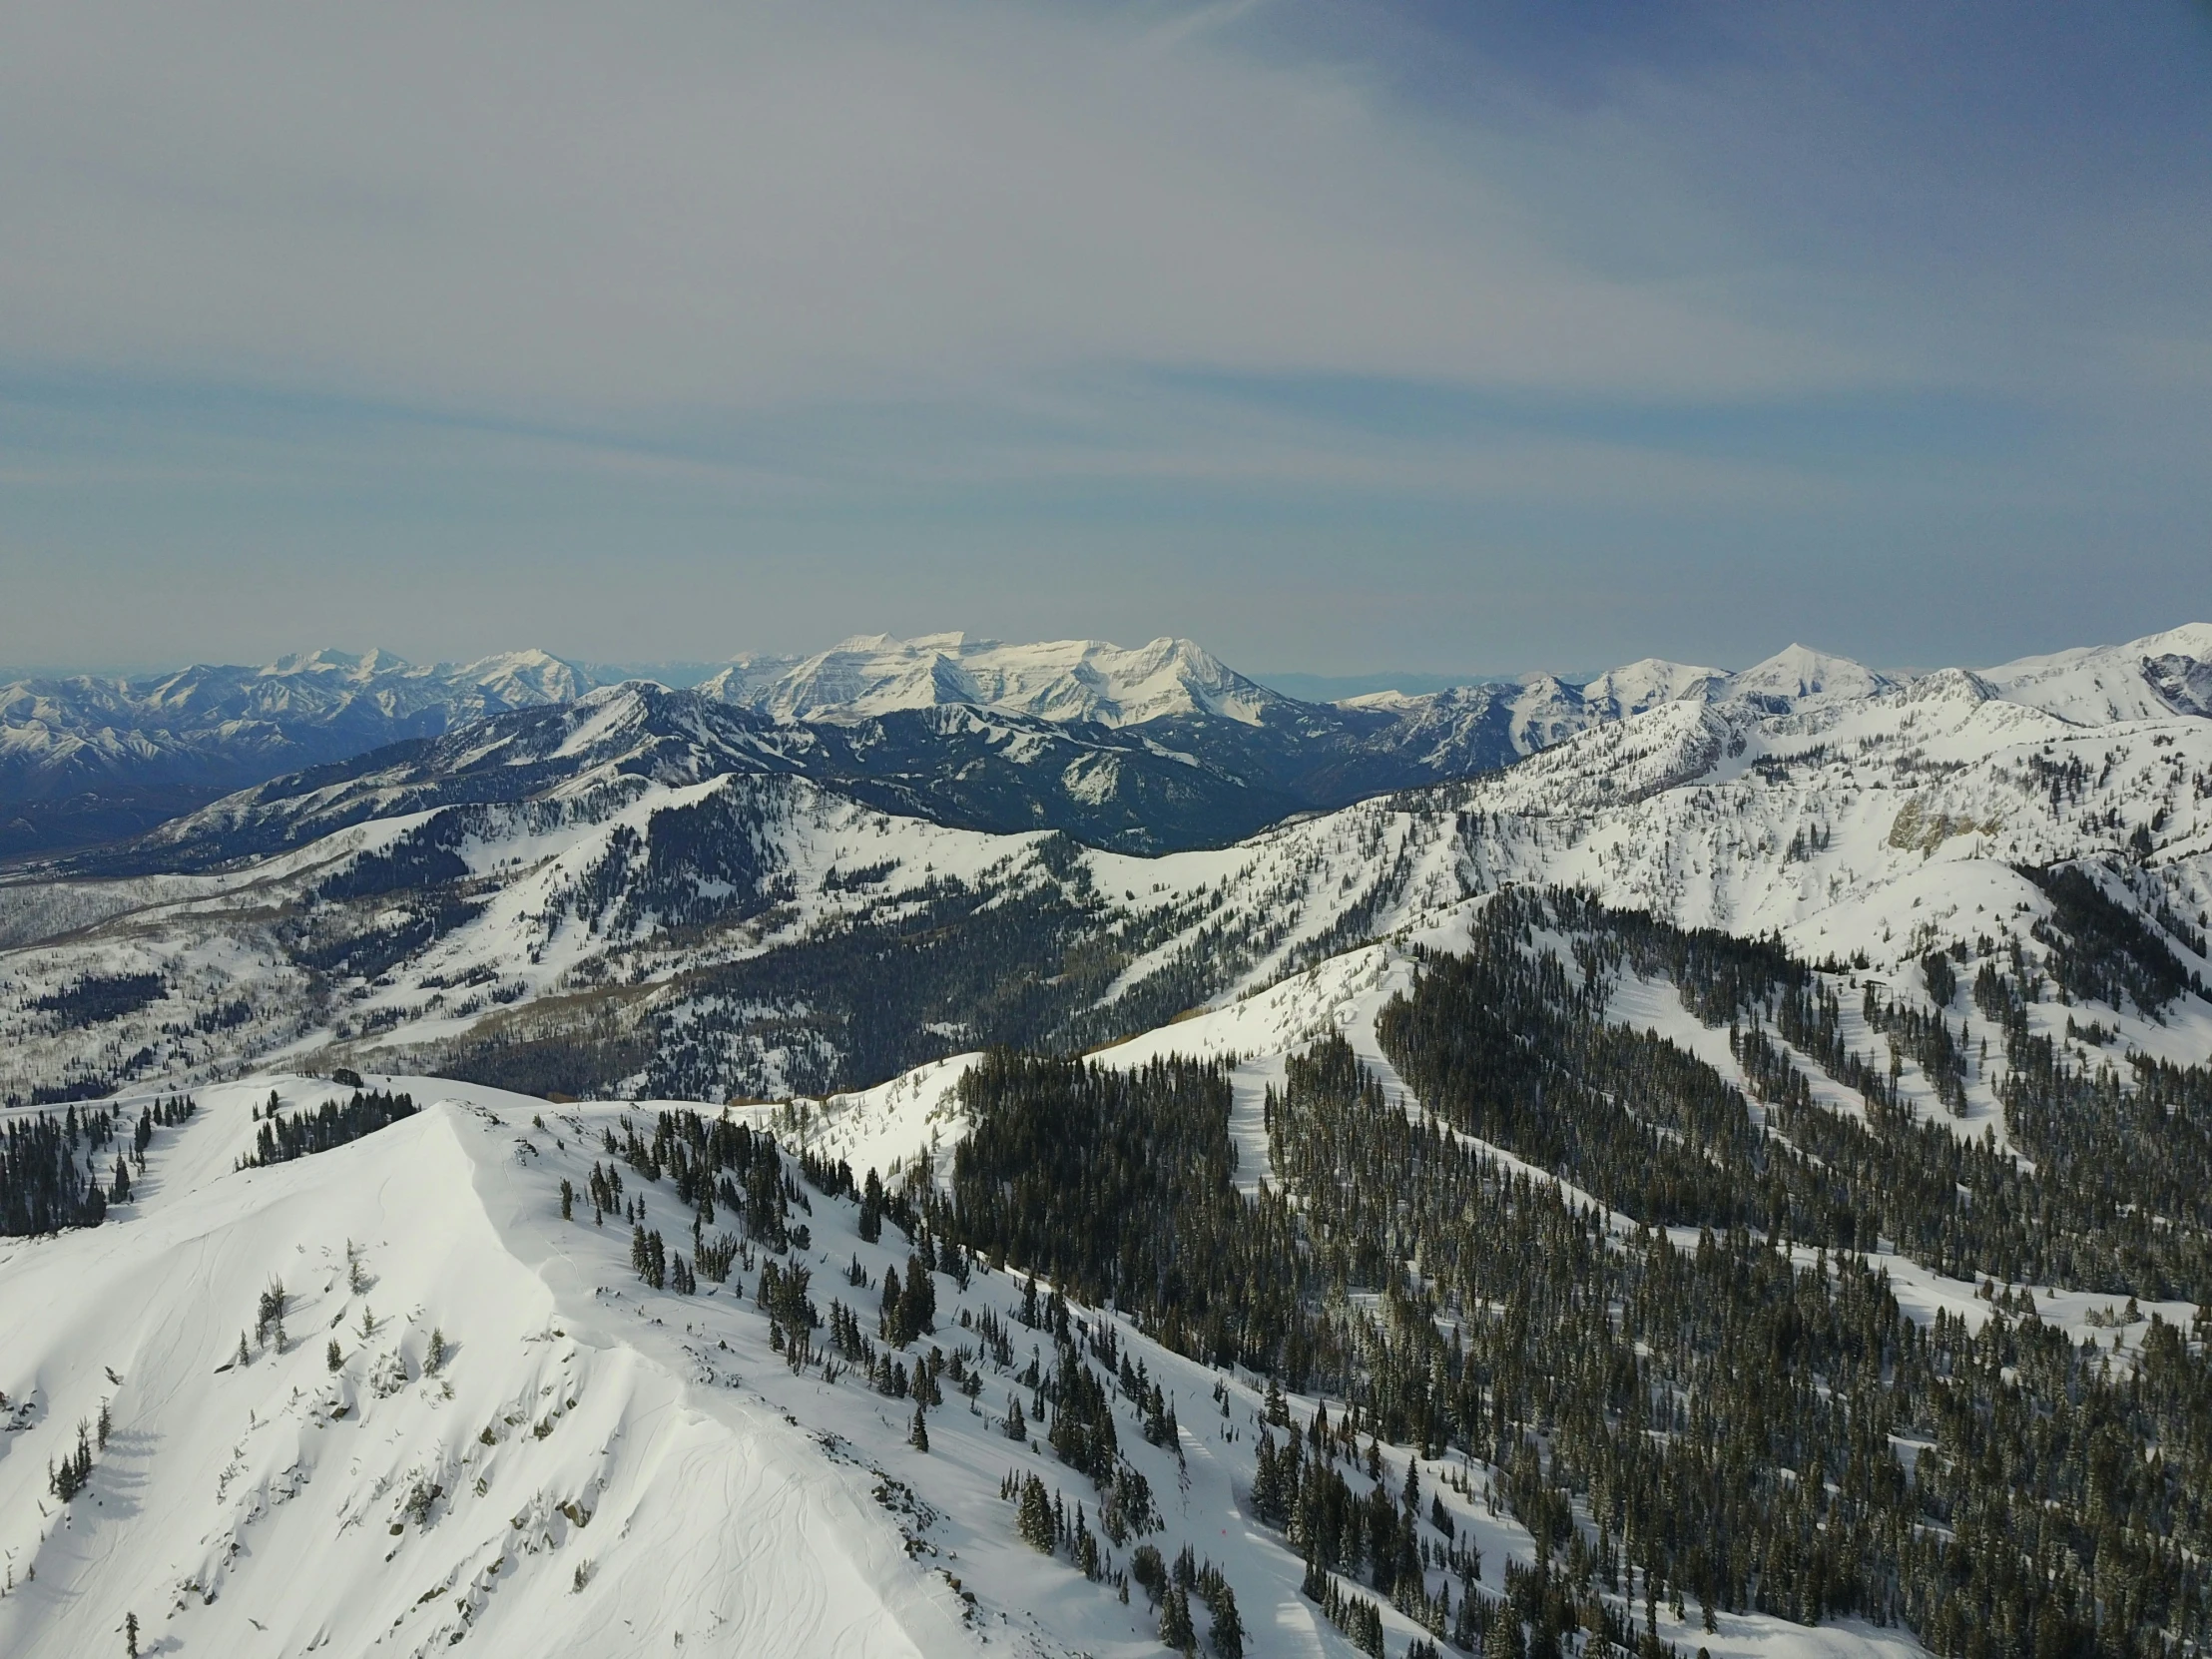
[3,1,2209,677]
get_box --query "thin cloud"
[1,1,2208,673]
[0,0,1885,414]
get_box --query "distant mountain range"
[0,649,593,855]
[7,626,2212,863]
[4,621,2208,1109]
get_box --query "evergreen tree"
[1017,1473,1055,1552]
[1158,1584,1195,1654]
[1206,1580,1245,1659]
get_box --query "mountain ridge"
[8,625,2210,871]
[4,625,2208,1111]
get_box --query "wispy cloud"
[1,0,2209,671]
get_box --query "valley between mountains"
[3,626,2211,1659]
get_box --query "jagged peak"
[1898,666,1997,706]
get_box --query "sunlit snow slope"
[1,1067,1973,1659]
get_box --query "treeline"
[2,1095,196,1236]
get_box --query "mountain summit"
[700,633,1282,728]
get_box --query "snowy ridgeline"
[8,913,2202,1659]
[2,642,2211,1112]
[0,1066,2014,1659]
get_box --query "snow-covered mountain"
[700,633,1285,728]
[5,628,2209,1111]
[17,626,2209,866]
[0,1055,2020,1659]
[3,765,2204,1656]
[5,628,2212,1659]
[0,650,595,856]
[0,1071,1343,1657]
[46,682,1306,871]
[1340,626,2212,769]
[1980,622,2212,725]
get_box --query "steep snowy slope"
[2,1080,963,1658]
[0,1076,1078,1657]
[0,1065,1966,1659]
[1982,622,2212,724]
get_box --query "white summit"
[1726,643,1897,708]
[1981,622,2212,725]
[699,634,1281,727]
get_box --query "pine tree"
[880,1265,902,1342]
[897,1252,937,1342]
[256,1277,285,1351]
[1159,1584,1196,1654]
[909,1404,929,1452]
[1017,1473,1055,1552]
[326,1338,343,1373]
[1208,1581,1245,1659]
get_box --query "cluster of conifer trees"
[2019,863,2199,1011]
[599,1106,811,1248]
[2,1094,193,1236]
[46,1403,109,1503]
[237,1088,415,1168]
[24,970,167,1027]
[931,887,2212,1659]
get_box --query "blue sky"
[3,1,2209,677]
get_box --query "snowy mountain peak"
[1728,643,1895,707]
[702,633,1281,728]
[1983,622,2212,724]
[462,648,595,705]
[1581,657,1730,714]
[256,645,459,682]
